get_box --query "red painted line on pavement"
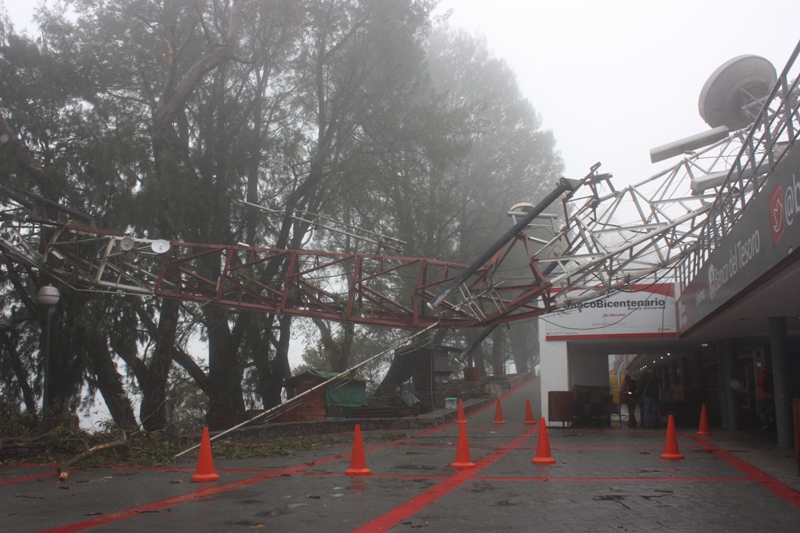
[40,378,538,532]
[0,471,57,485]
[687,434,800,510]
[479,378,534,407]
[365,377,534,449]
[130,465,275,474]
[351,424,539,533]
[551,445,697,450]
[396,444,498,450]
[476,476,749,483]
[40,450,351,533]
[295,472,749,483]
[464,426,531,431]
[300,471,449,480]
[39,471,293,533]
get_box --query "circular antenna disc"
[509,202,535,214]
[698,55,776,130]
[509,203,535,224]
[151,239,170,254]
[120,236,135,251]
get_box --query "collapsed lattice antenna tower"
[0,51,797,330]
[524,53,797,312]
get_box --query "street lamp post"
[37,285,60,431]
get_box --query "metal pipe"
[457,324,498,363]
[41,306,55,431]
[0,180,94,222]
[428,176,580,310]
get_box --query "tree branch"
[57,434,130,483]
[172,347,211,394]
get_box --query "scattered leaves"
[2,428,407,468]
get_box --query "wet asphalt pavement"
[2,378,800,532]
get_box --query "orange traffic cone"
[346,424,372,476]
[493,399,506,425]
[191,427,220,482]
[524,399,536,425]
[456,398,467,424]
[660,414,685,460]
[696,404,712,436]
[532,417,556,465]
[451,420,475,468]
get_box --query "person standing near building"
[621,375,638,428]
[391,386,404,406]
[757,363,775,431]
[638,372,660,428]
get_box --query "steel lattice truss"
[534,46,800,310]
[531,133,744,309]
[0,126,782,328]
[3,46,798,327]
[0,215,551,328]
[678,46,800,287]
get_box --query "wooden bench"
[344,405,420,419]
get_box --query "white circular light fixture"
[37,285,60,306]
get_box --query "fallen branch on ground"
[57,433,130,483]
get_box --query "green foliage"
[0,389,37,438]
[2,427,408,467]
[0,1,561,429]
[165,366,208,434]
[296,342,332,374]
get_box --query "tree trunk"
[0,330,38,415]
[491,328,505,376]
[313,318,354,373]
[510,323,531,374]
[85,340,137,428]
[139,299,180,431]
[473,343,487,378]
[206,308,246,418]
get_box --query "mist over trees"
[0,0,562,433]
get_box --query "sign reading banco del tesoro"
[677,143,800,334]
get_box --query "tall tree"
[254,0,440,384]
[425,26,563,374]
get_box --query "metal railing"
[677,41,800,290]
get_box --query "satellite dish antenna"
[151,240,170,254]
[698,55,776,130]
[119,236,135,251]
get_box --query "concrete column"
[768,317,794,448]
[719,339,738,430]
[538,325,569,426]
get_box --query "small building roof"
[284,368,369,387]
